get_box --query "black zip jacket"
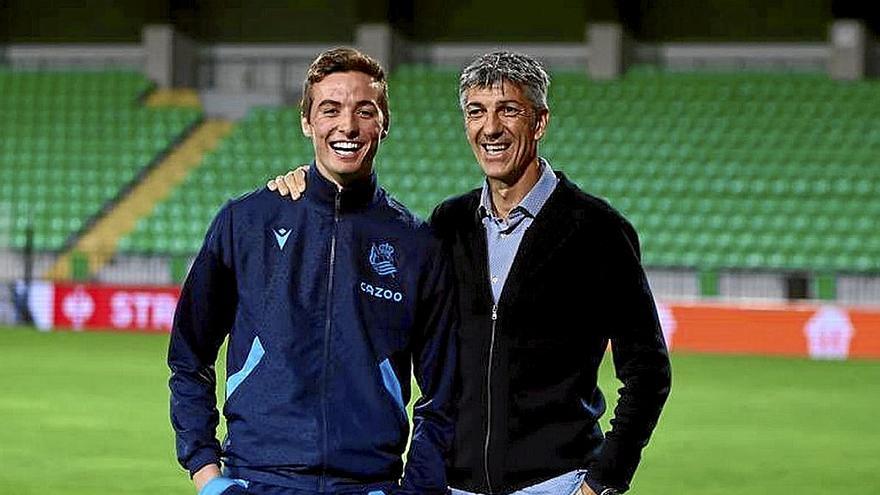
[430,171,671,494]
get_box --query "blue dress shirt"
[479,158,559,303]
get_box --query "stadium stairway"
[46,119,233,279]
[144,88,202,108]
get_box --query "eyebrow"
[465,99,524,107]
[316,99,378,109]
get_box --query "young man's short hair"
[300,47,390,132]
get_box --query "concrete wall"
[719,272,787,300]
[633,42,830,71]
[837,276,880,306]
[408,42,588,69]
[196,43,335,99]
[1,43,144,69]
[646,269,700,300]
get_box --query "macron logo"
[273,227,291,250]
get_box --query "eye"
[466,107,485,118]
[501,105,523,117]
[357,108,376,118]
[321,107,338,116]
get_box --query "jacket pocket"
[226,336,265,400]
[378,357,406,418]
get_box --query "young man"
[270,51,671,495]
[169,47,457,495]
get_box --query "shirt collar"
[478,157,559,220]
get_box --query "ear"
[301,115,312,137]
[533,109,549,141]
[379,109,389,139]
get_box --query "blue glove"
[198,476,248,495]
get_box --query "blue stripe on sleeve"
[226,336,265,399]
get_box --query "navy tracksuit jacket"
[168,168,458,494]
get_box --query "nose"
[337,110,359,138]
[483,111,503,139]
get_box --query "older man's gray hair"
[459,51,551,112]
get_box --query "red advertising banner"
[50,283,181,333]
[28,282,880,359]
[655,301,880,360]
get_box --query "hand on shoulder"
[267,165,310,199]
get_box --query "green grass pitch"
[1,326,878,494]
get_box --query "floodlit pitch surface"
[0,326,878,494]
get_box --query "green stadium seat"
[1,69,200,252]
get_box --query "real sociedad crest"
[369,242,397,276]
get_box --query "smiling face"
[463,80,549,187]
[301,71,386,188]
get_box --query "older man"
[270,51,671,495]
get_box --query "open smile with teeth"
[330,141,364,157]
[481,142,510,156]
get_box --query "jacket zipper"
[320,192,341,491]
[483,303,498,494]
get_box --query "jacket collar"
[305,161,381,213]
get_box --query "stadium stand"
[0,70,201,252]
[117,107,312,256]
[114,65,880,275]
[545,67,880,273]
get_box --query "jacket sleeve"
[399,238,459,495]
[589,219,672,493]
[168,203,238,476]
